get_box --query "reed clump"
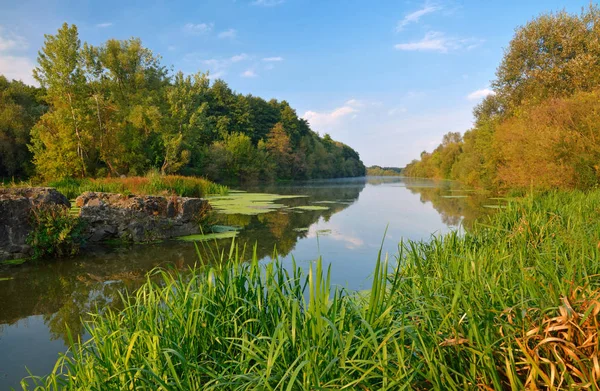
[46,172,228,199]
[22,191,600,390]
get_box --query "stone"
[75,192,210,243]
[0,188,70,261]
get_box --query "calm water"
[0,176,499,389]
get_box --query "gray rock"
[0,188,70,261]
[75,192,210,243]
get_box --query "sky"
[0,0,593,167]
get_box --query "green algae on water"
[0,258,27,266]
[291,206,329,211]
[177,231,238,242]
[208,193,308,215]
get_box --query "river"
[0,176,501,390]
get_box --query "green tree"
[31,23,92,179]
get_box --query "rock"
[0,188,70,261]
[75,192,210,243]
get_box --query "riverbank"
[21,189,600,390]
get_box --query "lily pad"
[208,193,308,215]
[177,231,238,242]
[291,206,329,211]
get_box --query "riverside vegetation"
[0,24,365,184]
[4,4,600,391]
[21,190,600,390]
[404,6,600,191]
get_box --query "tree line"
[0,23,365,182]
[404,5,600,190]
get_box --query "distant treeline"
[0,24,365,182]
[366,166,403,176]
[404,6,600,190]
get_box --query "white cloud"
[396,3,442,32]
[207,70,226,80]
[303,105,358,131]
[241,69,257,78]
[230,53,248,62]
[394,31,482,53]
[262,56,283,62]
[96,22,113,28]
[0,28,27,51]
[218,29,237,39]
[345,99,364,107]
[183,22,214,35]
[252,0,284,6]
[467,88,496,101]
[0,27,34,84]
[388,106,408,116]
[0,55,36,85]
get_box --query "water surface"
[0,176,499,389]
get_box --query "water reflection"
[0,177,497,389]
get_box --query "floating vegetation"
[441,195,468,199]
[0,258,27,266]
[291,206,329,211]
[176,231,238,242]
[210,225,241,233]
[482,204,507,209]
[293,227,309,232]
[208,193,307,215]
[0,277,14,282]
[317,229,332,235]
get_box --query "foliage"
[22,190,600,390]
[2,23,364,183]
[367,165,403,176]
[26,204,85,260]
[46,172,228,200]
[0,76,45,178]
[404,5,600,191]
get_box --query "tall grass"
[46,173,228,199]
[22,191,600,390]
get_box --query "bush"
[26,204,85,260]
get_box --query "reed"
[46,172,228,199]
[22,190,600,390]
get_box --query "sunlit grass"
[46,172,229,199]
[22,190,600,390]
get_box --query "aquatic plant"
[207,192,307,215]
[21,190,600,390]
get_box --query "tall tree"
[31,23,91,178]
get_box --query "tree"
[31,23,92,179]
[265,122,292,178]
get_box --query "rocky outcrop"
[0,188,70,261]
[75,192,209,242]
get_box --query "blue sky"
[0,0,592,166]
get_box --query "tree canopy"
[1,23,365,183]
[404,5,600,191]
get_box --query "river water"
[0,176,500,389]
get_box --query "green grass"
[43,173,228,200]
[22,190,600,390]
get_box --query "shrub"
[26,204,85,260]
